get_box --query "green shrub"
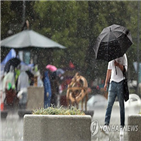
[33,106,85,115]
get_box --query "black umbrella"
[93,24,133,62]
[4,57,21,72]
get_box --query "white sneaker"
[120,127,124,136]
[101,125,109,135]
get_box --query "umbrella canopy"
[93,24,133,62]
[1,30,66,49]
[56,68,65,76]
[1,49,16,65]
[1,49,16,72]
[46,64,57,72]
[4,57,21,72]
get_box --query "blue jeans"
[105,81,125,127]
[44,97,51,108]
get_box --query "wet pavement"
[91,106,128,141]
[0,109,24,141]
[91,102,140,141]
[0,103,140,141]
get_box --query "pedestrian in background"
[0,73,5,110]
[42,70,52,108]
[50,71,59,107]
[3,66,16,105]
[3,66,15,91]
[17,65,29,109]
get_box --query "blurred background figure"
[46,64,59,107]
[3,66,15,91]
[42,70,52,108]
[17,65,29,109]
[0,73,5,110]
[3,66,16,106]
[50,71,59,107]
[15,64,21,89]
[36,70,43,87]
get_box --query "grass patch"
[33,106,85,115]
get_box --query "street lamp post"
[23,0,26,25]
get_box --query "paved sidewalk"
[91,102,140,141]
[91,115,129,141]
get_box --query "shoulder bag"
[122,66,129,102]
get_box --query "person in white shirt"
[17,65,29,109]
[103,54,127,136]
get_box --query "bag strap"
[122,66,127,79]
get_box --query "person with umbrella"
[93,24,132,136]
[46,64,59,107]
[103,54,127,136]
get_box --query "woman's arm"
[104,69,111,91]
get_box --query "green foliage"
[1,1,141,83]
[1,1,15,38]
[32,1,90,75]
[33,106,85,115]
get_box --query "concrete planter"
[18,110,32,118]
[24,115,91,141]
[27,87,44,110]
[128,115,141,141]
[84,111,94,117]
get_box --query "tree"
[33,1,89,73]
[85,1,134,82]
[34,0,134,82]
[1,1,15,38]
[1,1,140,86]
[1,1,16,59]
